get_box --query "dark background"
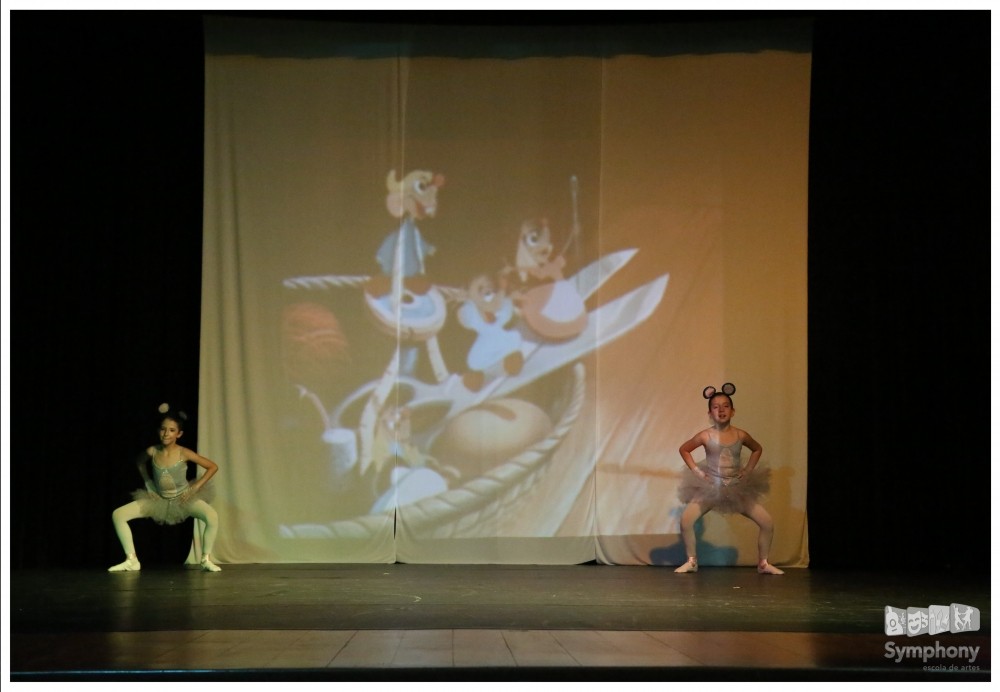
[10,10,988,571]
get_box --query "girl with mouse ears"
[108,403,222,572]
[674,383,783,575]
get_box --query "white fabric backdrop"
[199,17,811,565]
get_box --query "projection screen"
[198,16,811,565]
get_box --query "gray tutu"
[131,481,216,525]
[677,463,770,514]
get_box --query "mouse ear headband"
[157,402,188,421]
[703,382,736,400]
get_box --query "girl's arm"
[181,447,219,494]
[136,449,155,492]
[679,433,708,480]
[741,431,763,474]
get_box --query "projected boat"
[276,173,669,539]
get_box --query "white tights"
[111,499,219,559]
[679,500,775,563]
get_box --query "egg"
[431,398,553,473]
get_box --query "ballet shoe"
[200,556,222,572]
[108,556,141,572]
[757,560,784,575]
[674,557,698,573]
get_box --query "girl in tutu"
[675,383,783,575]
[108,404,222,572]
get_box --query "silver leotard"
[677,431,770,514]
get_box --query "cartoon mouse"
[367,169,445,299]
[362,169,450,380]
[457,273,524,392]
[504,218,587,342]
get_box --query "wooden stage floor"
[8,563,991,681]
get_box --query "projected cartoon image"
[504,217,587,342]
[277,169,669,540]
[456,272,524,392]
